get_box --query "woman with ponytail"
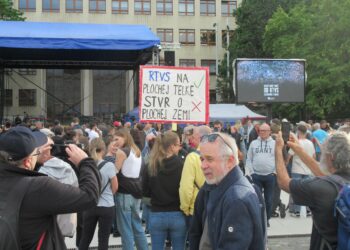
[142,131,186,250]
[79,138,118,250]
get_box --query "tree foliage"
[217,0,300,103]
[0,0,25,21]
[264,0,350,119]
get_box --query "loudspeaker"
[164,51,175,66]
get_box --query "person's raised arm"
[275,134,291,193]
[115,149,127,171]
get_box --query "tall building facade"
[6,0,239,122]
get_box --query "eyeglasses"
[31,150,41,157]
[200,133,234,154]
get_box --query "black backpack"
[0,177,33,250]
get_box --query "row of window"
[178,59,216,74]
[158,28,234,47]
[19,0,237,16]
[3,89,37,106]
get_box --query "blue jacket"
[189,166,265,250]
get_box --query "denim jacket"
[189,167,265,250]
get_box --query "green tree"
[217,0,300,103]
[0,0,25,21]
[264,0,350,120]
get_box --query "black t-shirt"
[290,173,350,250]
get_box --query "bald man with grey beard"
[246,123,276,226]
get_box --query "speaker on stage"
[164,51,175,66]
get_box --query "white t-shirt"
[288,139,315,175]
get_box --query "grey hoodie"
[39,157,78,237]
[246,136,276,175]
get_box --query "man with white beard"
[275,132,350,250]
[189,132,264,250]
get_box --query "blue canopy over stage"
[0,21,160,69]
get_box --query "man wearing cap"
[0,126,100,249]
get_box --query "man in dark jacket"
[189,132,264,250]
[0,126,101,250]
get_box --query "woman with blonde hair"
[114,129,148,250]
[79,138,118,250]
[142,131,186,250]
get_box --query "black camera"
[51,142,83,158]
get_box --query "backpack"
[0,177,33,250]
[97,160,110,194]
[321,175,350,250]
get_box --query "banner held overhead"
[139,66,209,124]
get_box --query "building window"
[66,0,82,12]
[221,0,237,17]
[157,29,173,43]
[179,0,194,16]
[112,0,128,14]
[179,59,196,67]
[200,0,215,16]
[200,29,216,46]
[19,89,36,106]
[18,69,37,75]
[42,0,60,11]
[157,0,172,15]
[4,89,13,107]
[210,89,217,103]
[19,0,36,11]
[135,0,151,15]
[179,29,195,45]
[222,30,234,48]
[201,60,216,75]
[89,0,106,13]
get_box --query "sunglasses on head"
[200,133,234,154]
[185,128,194,136]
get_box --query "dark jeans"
[272,181,282,213]
[79,206,115,250]
[252,173,276,220]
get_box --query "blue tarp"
[0,21,160,50]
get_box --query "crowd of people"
[0,116,350,250]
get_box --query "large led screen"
[234,59,305,103]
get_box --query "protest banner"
[139,65,209,124]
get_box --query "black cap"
[0,126,48,161]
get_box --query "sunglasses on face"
[200,133,234,154]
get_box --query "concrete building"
[6,0,239,123]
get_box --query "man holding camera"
[37,136,79,238]
[0,126,101,249]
